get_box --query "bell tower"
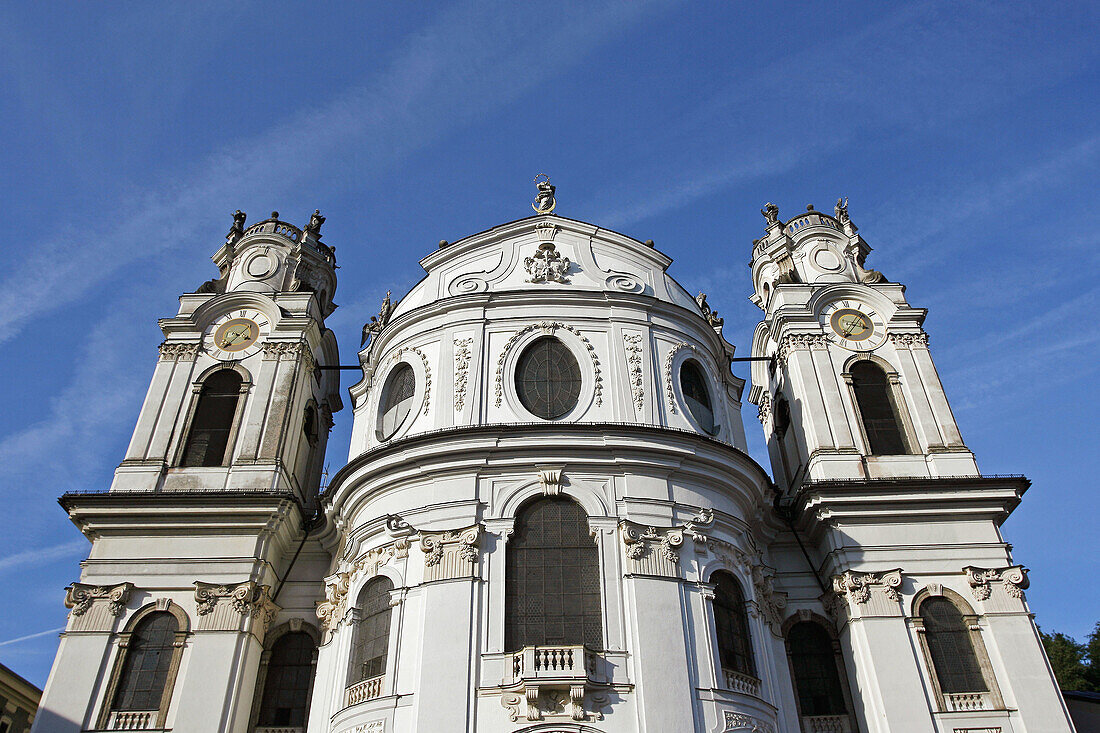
[747,199,977,491]
[36,210,341,733]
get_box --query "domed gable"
[388,214,699,319]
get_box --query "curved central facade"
[313,215,778,732]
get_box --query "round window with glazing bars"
[514,336,582,420]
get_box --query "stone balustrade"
[803,714,852,732]
[510,645,590,684]
[345,674,385,707]
[944,691,993,711]
[254,728,304,733]
[722,668,762,697]
[107,710,158,730]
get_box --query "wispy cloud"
[0,540,86,575]
[0,1,671,345]
[0,627,66,648]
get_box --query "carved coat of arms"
[524,242,571,284]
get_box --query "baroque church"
[31,182,1075,733]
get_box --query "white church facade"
[30,185,1076,732]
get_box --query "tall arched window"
[505,497,602,651]
[919,597,987,694]
[181,370,243,466]
[850,361,908,455]
[712,571,755,678]
[787,621,848,718]
[257,632,316,727]
[111,612,179,716]
[349,577,394,688]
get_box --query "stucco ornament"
[495,322,602,408]
[316,538,411,635]
[623,333,645,412]
[832,569,903,604]
[524,241,572,284]
[724,711,775,732]
[453,337,474,411]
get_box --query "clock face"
[203,309,270,360]
[822,301,886,350]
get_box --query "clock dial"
[822,302,886,350]
[203,309,270,360]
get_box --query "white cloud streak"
[0,2,671,345]
[0,540,87,575]
[0,627,67,648]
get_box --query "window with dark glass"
[920,598,987,694]
[680,360,715,433]
[112,612,178,712]
[349,577,394,685]
[850,362,908,455]
[712,571,755,677]
[257,632,315,727]
[505,497,602,651]
[774,398,791,438]
[379,364,415,439]
[303,406,318,446]
[181,370,242,466]
[787,622,847,716]
[514,337,582,419]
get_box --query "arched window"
[181,370,243,466]
[919,598,987,694]
[680,360,715,433]
[849,361,908,455]
[349,577,394,687]
[379,364,415,439]
[505,497,602,650]
[787,622,847,717]
[712,571,755,678]
[257,632,316,727]
[111,612,179,715]
[514,337,582,419]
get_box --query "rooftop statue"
[834,197,850,224]
[761,202,780,226]
[532,173,557,215]
[226,209,247,244]
[305,209,326,238]
[361,290,394,346]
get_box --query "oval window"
[379,363,415,439]
[515,337,582,419]
[680,360,715,433]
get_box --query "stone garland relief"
[964,565,1029,601]
[453,337,474,412]
[387,345,432,415]
[494,322,602,408]
[664,342,695,413]
[623,333,644,413]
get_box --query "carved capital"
[419,525,481,580]
[776,333,831,369]
[158,342,198,362]
[888,332,930,348]
[194,581,279,634]
[65,582,133,620]
[831,563,902,603]
[964,565,1029,601]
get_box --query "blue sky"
[1,2,1097,687]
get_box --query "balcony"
[106,711,159,730]
[943,691,993,711]
[507,645,596,722]
[722,668,762,697]
[254,728,304,733]
[802,714,852,733]
[344,674,385,707]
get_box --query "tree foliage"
[1041,622,1100,692]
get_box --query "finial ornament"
[761,202,780,226]
[835,197,850,224]
[304,209,326,238]
[532,174,557,215]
